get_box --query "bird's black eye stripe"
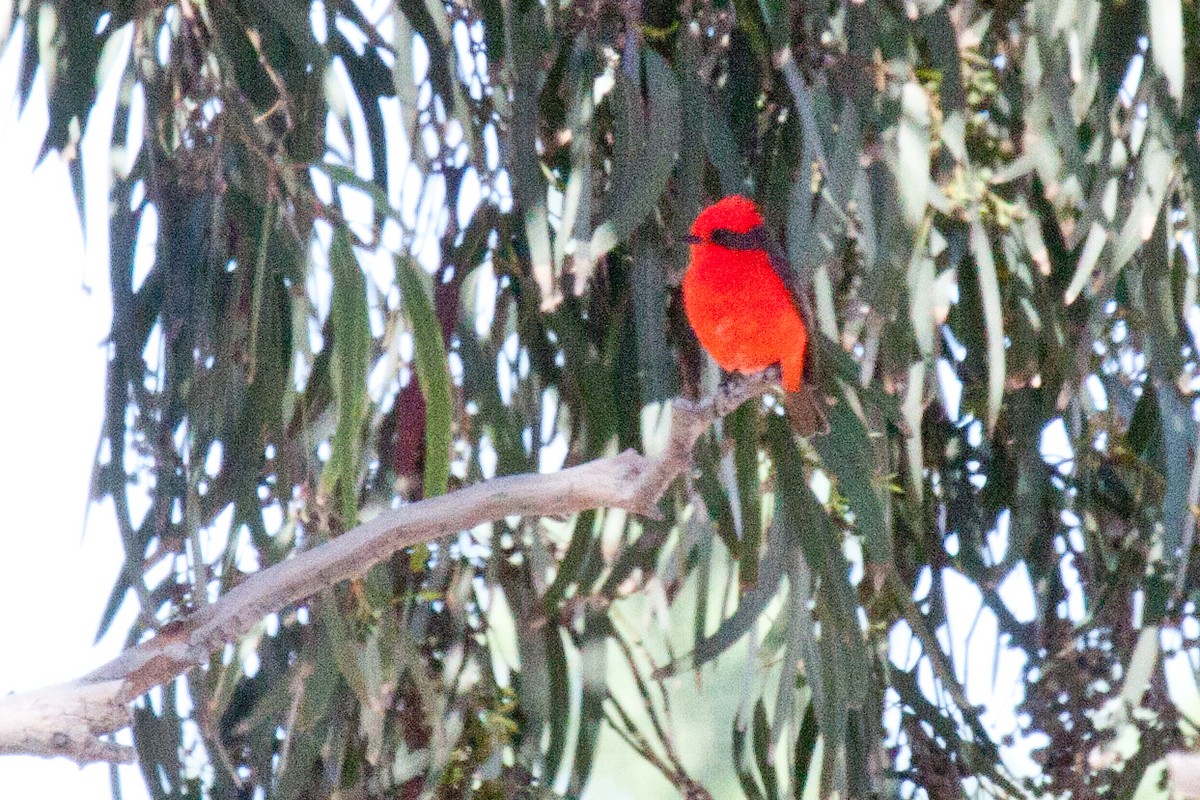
[710,225,770,251]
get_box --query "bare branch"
[0,679,133,762]
[1169,752,1200,800]
[0,376,776,764]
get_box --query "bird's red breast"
[682,196,809,393]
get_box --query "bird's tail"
[783,386,829,437]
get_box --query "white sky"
[0,28,149,800]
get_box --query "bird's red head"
[688,195,764,243]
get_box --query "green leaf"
[769,415,869,794]
[1064,220,1109,304]
[922,6,966,114]
[756,0,788,51]
[317,163,402,225]
[391,2,422,165]
[590,49,681,260]
[631,234,674,404]
[732,714,767,800]
[970,220,1006,433]
[908,246,936,361]
[1156,379,1194,562]
[1141,207,1182,377]
[567,612,610,796]
[772,544,815,755]
[1128,380,1164,463]
[1111,125,1175,277]
[729,403,763,586]
[395,257,453,497]
[1097,0,1145,110]
[793,702,818,798]
[687,518,787,670]
[703,88,748,195]
[901,361,927,506]
[319,596,369,705]
[508,5,556,306]
[812,401,891,564]
[36,1,108,159]
[1120,626,1161,707]
[752,699,779,800]
[544,625,572,783]
[896,82,932,230]
[260,0,327,66]
[325,225,372,524]
[1148,0,1185,107]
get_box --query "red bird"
[682,195,827,435]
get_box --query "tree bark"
[1169,752,1200,800]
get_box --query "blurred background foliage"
[5,0,1200,796]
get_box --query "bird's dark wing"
[761,229,820,382]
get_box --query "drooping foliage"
[6,0,1200,797]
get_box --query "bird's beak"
[684,234,701,244]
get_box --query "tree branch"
[1169,752,1200,800]
[0,375,777,765]
[0,679,133,762]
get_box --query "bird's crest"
[688,195,763,241]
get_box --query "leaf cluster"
[7,0,1200,797]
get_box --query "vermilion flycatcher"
[683,195,827,435]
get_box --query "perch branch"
[1170,752,1200,800]
[0,374,776,765]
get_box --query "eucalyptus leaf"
[395,257,453,497]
